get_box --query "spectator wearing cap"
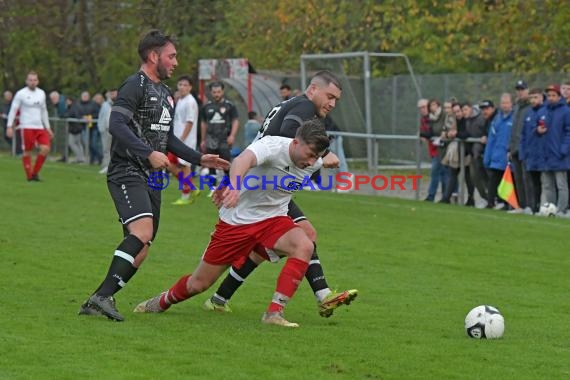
[507,80,532,213]
[484,93,514,209]
[538,84,570,215]
[418,98,440,201]
[420,99,449,201]
[519,88,547,213]
[460,101,488,204]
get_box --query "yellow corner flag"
[498,163,520,209]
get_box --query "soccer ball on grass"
[465,305,504,339]
[538,202,558,217]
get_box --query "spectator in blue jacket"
[519,88,547,213]
[484,93,513,209]
[539,84,570,215]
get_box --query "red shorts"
[202,216,297,265]
[167,152,179,165]
[21,128,50,151]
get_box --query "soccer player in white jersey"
[134,119,331,327]
[6,71,53,181]
[167,75,201,205]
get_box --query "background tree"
[1,0,569,96]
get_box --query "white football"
[538,202,558,217]
[465,305,505,339]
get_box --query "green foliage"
[1,0,569,95]
[1,156,570,378]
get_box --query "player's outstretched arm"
[222,150,257,208]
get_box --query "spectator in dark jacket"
[484,93,514,209]
[539,84,570,215]
[461,101,487,204]
[66,91,100,164]
[508,80,532,213]
[519,88,547,213]
[440,101,475,205]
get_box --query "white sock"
[315,288,332,302]
[181,192,190,200]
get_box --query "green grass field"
[1,155,569,379]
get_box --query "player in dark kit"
[204,70,358,317]
[200,82,239,193]
[78,30,229,321]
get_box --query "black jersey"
[200,99,238,149]
[259,95,318,138]
[108,71,174,182]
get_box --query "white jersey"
[173,93,199,150]
[7,87,50,130]
[219,136,322,225]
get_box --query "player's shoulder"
[117,72,145,92]
[257,135,291,147]
[223,99,235,107]
[284,95,316,115]
[15,87,28,98]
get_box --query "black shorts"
[287,199,307,223]
[108,177,161,241]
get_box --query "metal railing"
[328,130,483,202]
[6,116,99,160]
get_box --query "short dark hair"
[248,111,257,119]
[461,101,472,108]
[310,70,342,91]
[295,119,330,153]
[280,84,291,91]
[428,99,441,108]
[177,75,193,86]
[529,88,543,95]
[138,29,176,62]
[209,81,224,90]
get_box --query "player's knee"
[299,221,317,241]
[130,230,153,244]
[295,238,314,262]
[39,145,50,155]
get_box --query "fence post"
[458,140,465,205]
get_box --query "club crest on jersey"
[167,96,174,108]
[220,106,226,114]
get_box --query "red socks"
[267,258,309,313]
[33,154,47,176]
[159,274,192,310]
[23,154,47,180]
[23,156,32,180]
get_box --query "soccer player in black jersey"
[200,82,239,194]
[204,70,358,317]
[78,30,229,321]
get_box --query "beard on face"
[157,59,170,80]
